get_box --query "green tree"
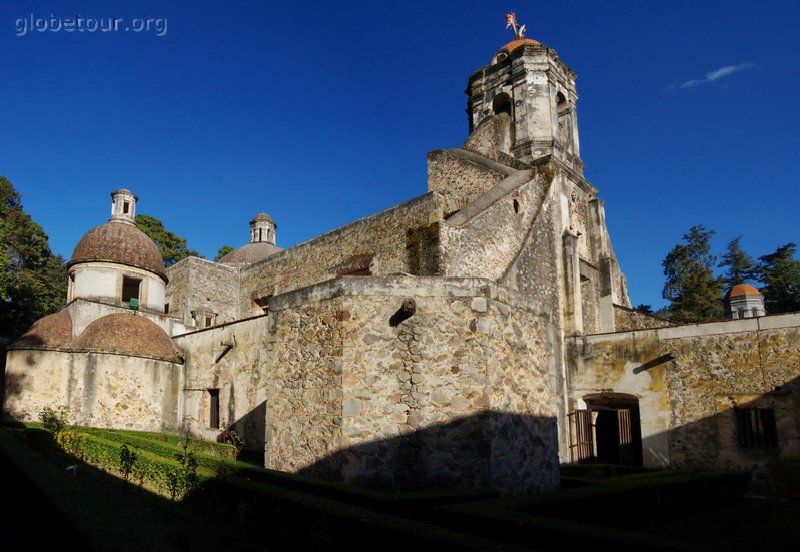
[135,214,203,266]
[0,177,67,336]
[719,236,757,289]
[214,245,233,261]
[757,243,800,314]
[662,225,724,323]
[634,304,653,314]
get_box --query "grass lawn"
[1,423,798,551]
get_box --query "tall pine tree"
[662,225,724,323]
[718,236,757,289]
[757,243,800,314]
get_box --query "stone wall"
[173,275,561,494]
[569,313,800,491]
[166,257,241,327]
[442,162,558,305]
[3,349,183,431]
[237,194,444,316]
[174,315,270,449]
[284,276,560,494]
[427,149,509,216]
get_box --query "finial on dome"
[505,12,526,40]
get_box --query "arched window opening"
[492,93,512,117]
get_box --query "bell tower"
[466,14,584,175]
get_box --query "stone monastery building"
[4,28,800,495]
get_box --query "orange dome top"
[499,38,541,52]
[729,283,762,297]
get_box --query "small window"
[738,308,747,319]
[735,408,778,449]
[123,201,130,214]
[204,316,214,328]
[122,276,141,304]
[164,303,170,315]
[208,389,220,429]
[752,308,759,318]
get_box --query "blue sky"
[2,0,798,309]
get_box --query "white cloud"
[679,62,755,89]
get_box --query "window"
[204,316,214,328]
[208,389,220,429]
[122,276,141,304]
[735,408,778,449]
[123,201,130,214]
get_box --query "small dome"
[218,242,282,265]
[69,222,167,281]
[728,283,762,298]
[499,38,541,53]
[10,310,73,349]
[72,313,182,362]
[252,213,274,223]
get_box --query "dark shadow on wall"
[225,400,266,457]
[572,375,800,498]
[1,334,43,415]
[660,377,800,497]
[295,410,559,495]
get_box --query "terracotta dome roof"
[252,213,274,223]
[499,38,542,53]
[728,283,762,297]
[72,313,182,362]
[69,221,167,281]
[10,310,73,349]
[218,242,282,265]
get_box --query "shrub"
[38,406,70,436]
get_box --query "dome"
[728,283,762,298]
[10,310,73,349]
[69,221,167,281]
[252,213,274,224]
[499,38,541,53]
[218,242,282,265]
[72,313,182,362]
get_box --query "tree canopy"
[135,214,203,267]
[0,177,67,336]
[214,245,233,261]
[719,236,757,288]
[757,243,800,314]
[662,225,724,323]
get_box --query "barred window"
[735,408,778,449]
